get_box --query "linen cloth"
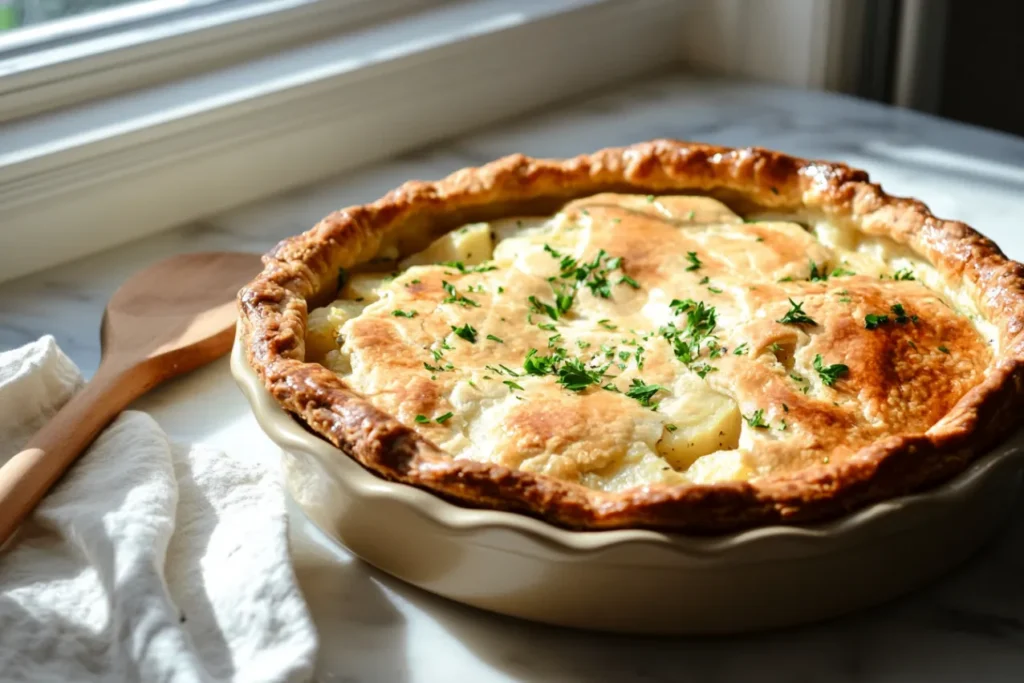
[0,337,317,682]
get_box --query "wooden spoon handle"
[0,362,153,546]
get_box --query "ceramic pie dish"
[234,140,1024,632]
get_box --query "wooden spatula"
[0,251,263,547]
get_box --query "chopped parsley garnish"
[538,322,557,331]
[553,284,575,316]
[576,340,591,349]
[523,348,561,376]
[391,309,417,318]
[503,380,524,391]
[598,319,617,330]
[693,363,717,379]
[414,414,429,424]
[486,334,504,343]
[813,354,849,387]
[744,409,769,429]
[423,361,453,373]
[808,260,829,281]
[733,342,749,356]
[435,412,454,424]
[699,276,710,285]
[528,294,560,321]
[890,303,918,324]
[556,358,606,392]
[665,423,678,432]
[618,351,631,361]
[548,334,563,348]
[646,194,655,203]
[685,251,702,271]
[708,285,723,294]
[441,281,480,307]
[831,267,856,277]
[618,275,641,289]
[865,313,889,329]
[778,298,816,325]
[893,268,916,281]
[938,345,950,354]
[625,378,664,408]
[451,323,477,343]
[768,342,782,352]
[442,260,498,274]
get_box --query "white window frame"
[0,0,448,123]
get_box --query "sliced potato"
[685,450,754,484]
[341,273,391,303]
[400,222,493,268]
[655,378,742,470]
[306,300,367,361]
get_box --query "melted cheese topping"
[307,194,992,489]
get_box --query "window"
[0,1,222,32]
[0,0,685,281]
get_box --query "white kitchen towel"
[0,337,317,682]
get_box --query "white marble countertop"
[4,72,1024,681]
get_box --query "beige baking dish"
[231,335,1024,634]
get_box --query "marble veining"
[3,72,1024,681]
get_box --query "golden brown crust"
[238,140,1024,532]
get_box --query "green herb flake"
[813,354,849,387]
[451,323,478,343]
[435,412,454,424]
[441,281,480,308]
[598,319,617,330]
[865,313,890,330]
[442,261,497,274]
[890,303,918,325]
[391,309,417,318]
[414,414,429,424]
[808,260,829,282]
[734,342,749,356]
[893,268,915,281]
[938,345,950,354]
[625,378,664,408]
[778,299,816,326]
[744,409,769,429]
[618,275,641,289]
[528,294,560,321]
[503,380,524,391]
[685,251,702,272]
[665,424,678,432]
[556,358,607,392]
[486,334,504,343]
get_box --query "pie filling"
[305,194,993,491]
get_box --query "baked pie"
[238,141,1024,531]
